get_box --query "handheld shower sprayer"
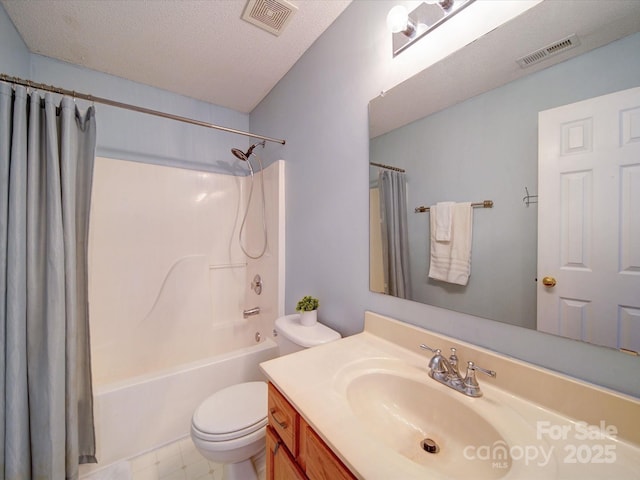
[231,140,268,259]
[231,140,266,162]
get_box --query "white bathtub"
[83,337,278,473]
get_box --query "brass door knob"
[542,276,557,287]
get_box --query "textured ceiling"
[1,0,352,113]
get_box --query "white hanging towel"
[434,201,454,241]
[428,202,473,286]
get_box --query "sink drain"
[420,438,439,454]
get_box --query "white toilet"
[190,314,341,480]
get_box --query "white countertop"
[260,314,640,480]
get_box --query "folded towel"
[428,202,473,285]
[434,201,454,241]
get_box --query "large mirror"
[369,0,640,351]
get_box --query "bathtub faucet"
[243,306,260,319]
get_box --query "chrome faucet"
[243,306,260,318]
[419,344,496,397]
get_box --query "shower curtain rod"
[0,73,286,145]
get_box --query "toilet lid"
[192,382,267,437]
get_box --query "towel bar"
[415,200,493,213]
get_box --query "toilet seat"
[191,418,267,442]
[192,381,267,442]
[191,422,266,448]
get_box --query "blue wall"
[1,3,251,174]
[0,2,29,77]
[251,1,640,397]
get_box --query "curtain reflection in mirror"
[378,170,411,299]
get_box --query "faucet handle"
[463,361,496,397]
[465,362,497,385]
[419,344,453,378]
[419,343,439,354]
[469,362,496,379]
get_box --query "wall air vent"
[241,0,298,36]
[516,34,581,68]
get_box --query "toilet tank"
[274,314,341,355]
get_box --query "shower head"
[231,140,266,162]
[231,148,248,161]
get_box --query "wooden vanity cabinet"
[266,426,306,480]
[267,382,356,480]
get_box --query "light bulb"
[386,5,409,34]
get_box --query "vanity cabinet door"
[301,418,357,480]
[267,426,306,480]
[267,382,357,480]
[268,382,299,456]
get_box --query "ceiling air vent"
[242,0,298,36]
[516,34,581,68]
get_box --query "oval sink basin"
[347,372,512,479]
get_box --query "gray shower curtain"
[378,169,411,299]
[0,83,97,479]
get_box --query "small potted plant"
[296,295,319,326]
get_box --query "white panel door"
[537,86,640,351]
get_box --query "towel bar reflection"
[370,162,406,173]
[415,200,493,213]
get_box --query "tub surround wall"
[245,158,286,321]
[89,157,284,385]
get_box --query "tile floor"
[83,435,265,480]
[130,437,222,480]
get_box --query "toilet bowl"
[190,314,341,480]
[191,381,267,480]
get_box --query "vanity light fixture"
[387,0,476,57]
[386,5,416,37]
